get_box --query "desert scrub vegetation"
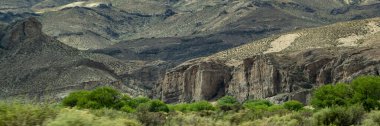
[311,76,380,111]
[44,109,141,126]
[2,76,380,126]
[0,101,57,126]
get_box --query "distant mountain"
[0,18,152,99]
[1,0,379,50]
[1,0,380,101]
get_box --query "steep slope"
[1,0,380,101]
[157,18,380,103]
[92,0,380,64]
[23,0,380,50]
[2,0,380,51]
[0,18,155,99]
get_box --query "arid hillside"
[157,18,380,103]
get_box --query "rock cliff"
[157,18,380,103]
[159,47,380,103]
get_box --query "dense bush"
[217,96,240,111]
[188,101,216,111]
[148,100,170,112]
[243,100,273,111]
[311,83,354,108]
[168,103,188,112]
[352,76,380,111]
[170,101,215,112]
[283,100,304,111]
[87,87,121,108]
[118,96,150,113]
[127,97,151,108]
[121,105,135,113]
[62,90,91,107]
[362,98,380,112]
[0,101,57,126]
[313,105,365,126]
[312,76,380,111]
[62,87,121,109]
[352,76,380,101]
[61,87,158,113]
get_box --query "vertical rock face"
[227,54,282,102]
[159,47,380,103]
[161,61,231,103]
[1,17,43,50]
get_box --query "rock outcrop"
[160,61,231,103]
[159,47,380,103]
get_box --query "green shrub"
[136,100,169,113]
[0,101,57,126]
[169,103,190,112]
[311,83,354,108]
[267,105,286,112]
[311,76,380,111]
[87,87,121,108]
[245,100,273,106]
[114,94,133,109]
[62,90,90,107]
[188,101,215,111]
[62,87,123,109]
[361,111,380,126]
[362,98,380,111]
[45,109,141,126]
[313,105,365,126]
[121,105,135,113]
[217,96,240,111]
[170,101,215,112]
[128,97,150,108]
[352,76,380,111]
[352,76,380,101]
[243,100,273,111]
[283,100,304,111]
[149,100,170,112]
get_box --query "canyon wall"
[158,47,380,103]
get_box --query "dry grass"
[206,17,380,66]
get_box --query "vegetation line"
[1,76,380,126]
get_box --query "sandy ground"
[34,1,108,14]
[338,21,380,47]
[264,33,301,54]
